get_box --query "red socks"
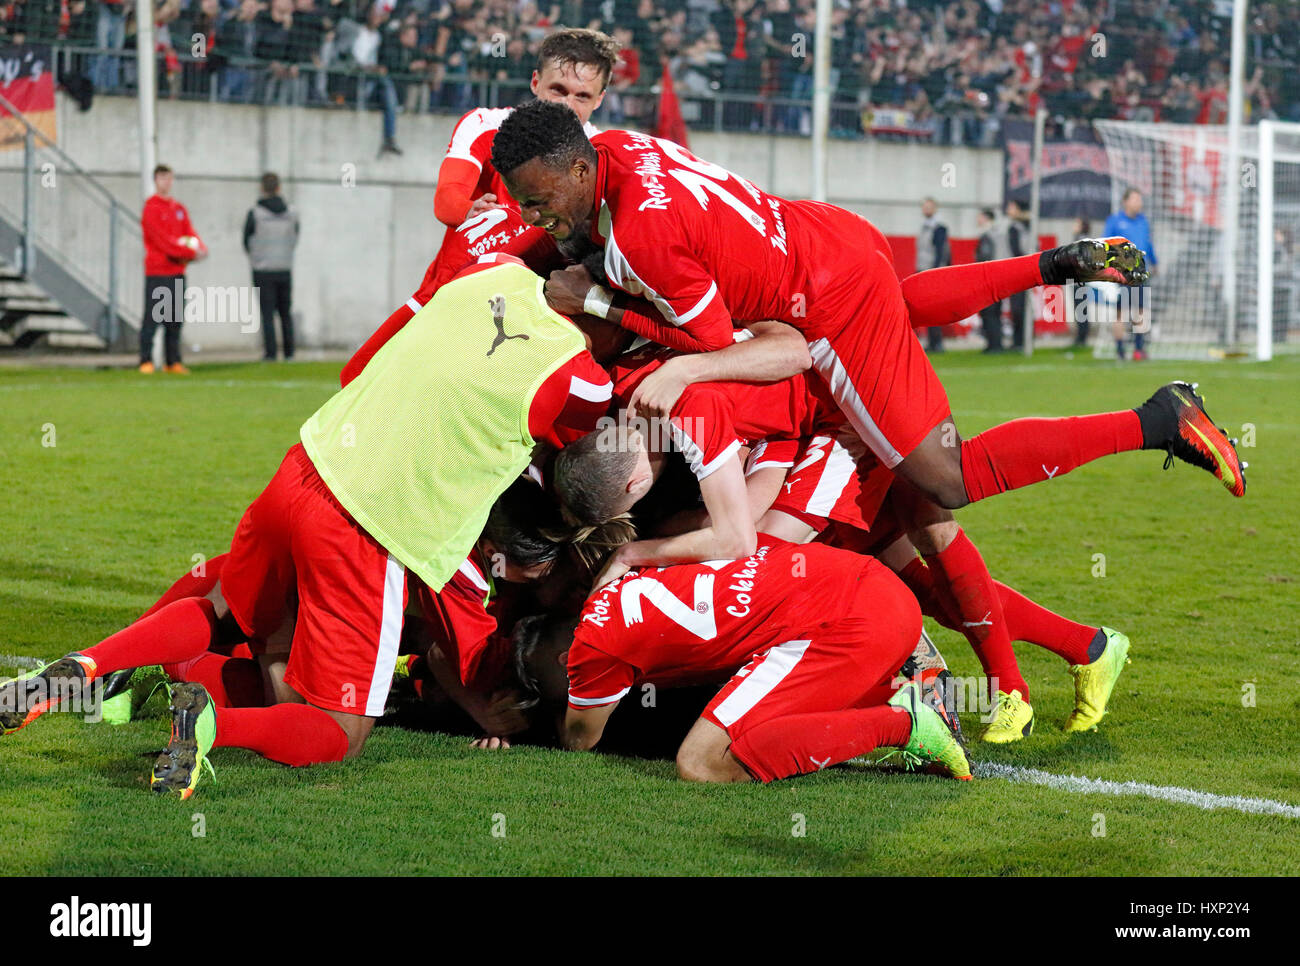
[898,548,1098,668]
[730,706,911,783]
[924,531,1029,701]
[139,554,226,620]
[83,598,217,676]
[997,584,1097,666]
[163,652,265,708]
[960,411,1144,503]
[901,254,1044,330]
[213,704,350,767]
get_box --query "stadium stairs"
[0,95,139,354]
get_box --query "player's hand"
[629,355,693,422]
[477,689,528,736]
[591,547,633,592]
[470,736,511,750]
[467,194,504,217]
[545,264,594,317]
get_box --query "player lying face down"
[513,539,971,782]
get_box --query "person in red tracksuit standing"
[140,164,206,374]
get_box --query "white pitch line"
[977,762,1300,819]
[0,653,46,670]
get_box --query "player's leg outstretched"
[0,653,100,735]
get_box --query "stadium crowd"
[2,0,1297,144]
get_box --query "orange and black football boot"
[1135,381,1247,497]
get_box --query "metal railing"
[0,88,142,344]
[48,43,1002,146]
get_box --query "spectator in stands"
[353,2,401,155]
[92,0,128,94]
[244,171,300,361]
[140,164,205,375]
[257,0,303,105]
[603,25,641,124]
[218,0,261,102]
[179,0,222,100]
[384,20,433,113]
[1104,188,1157,360]
[975,207,1003,353]
[915,196,952,353]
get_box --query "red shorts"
[794,211,952,468]
[222,444,408,716]
[700,559,920,741]
[769,426,894,534]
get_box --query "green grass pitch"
[1,350,1297,876]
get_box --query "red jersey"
[566,539,873,708]
[607,342,838,482]
[410,552,514,693]
[142,194,202,276]
[589,129,879,349]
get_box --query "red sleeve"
[341,301,411,387]
[667,384,743,481]
[566,638,635,710]
[433,157,480,227]
[529,350,613,448]
[435,109,503,226]
[614,297,731,353]
[605,234,736,351]
[141,200,194,261]
[413,566,499,689]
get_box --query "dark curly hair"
[491,99,597,177]
[483,477,565,573]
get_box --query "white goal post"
[1092,119,1300,361]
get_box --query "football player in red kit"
[489,100,1248,513]
[555,342,1130,742]
[0,258,615,799]
[343,29,620,387]
[515,539,971,782]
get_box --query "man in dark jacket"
[974,208,1003,352]
[915,197,952,352]
[243,172,300,360]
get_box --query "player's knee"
[909,518,960,556]
[676,746,722,783]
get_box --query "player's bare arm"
[592,452,757,587]
[561,702,618,751]
[629,322,811,421]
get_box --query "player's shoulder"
[449,106,515,150]
[453,105,514,132]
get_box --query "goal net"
[1092,119,1300,360]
